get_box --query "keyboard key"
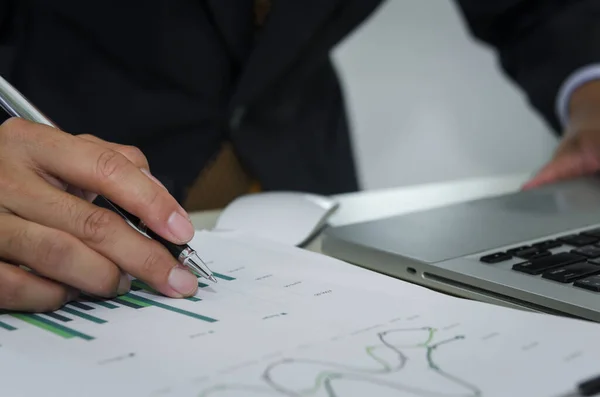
[480,252,511,264]
[572,245,600,259]
[506,245,530,255]
[558,234,599,247]
[513,247,550,259]
[532,240,562,250]
[574,275,600,292]
[542,262,600,283]
[512,252,586,275]
[525,252,552,261]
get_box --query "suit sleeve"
[454,0,600,134]
[0,1,15,74]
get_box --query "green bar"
[0,320,16,331]
[61,307,106,324]
[120,292,152,307]
[120,293,152,307]
[131,279,155,293]
[198,282,209,288]
[114,296,147,309]
[44,312,72,322]
[93,300,118,309]
[126,293,217,323]
[11,313,94,340]
[213,272,235,281]
[69,302,94,311]
[186,296,202,302]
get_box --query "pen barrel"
[0,75,57,127]
[144,228,185,259]
[95,196,186,260]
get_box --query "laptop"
[321,176,600,322]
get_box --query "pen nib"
[183,254,217,283]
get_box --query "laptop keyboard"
[479,227,600,293]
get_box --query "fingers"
[523,154,584,189]
[5,119,193,245]
[77,134,167,190]
[0,213,129,298]
[523,133,600,189]
[73,134,159,203]
[0,261,75,312]
[77,134,150,170]
[2,179,198,298]
[0,119,198,301]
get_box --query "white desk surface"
[189,172,531,252]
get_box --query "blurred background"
[331,0,559,190]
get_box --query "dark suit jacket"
[0,1,594,202]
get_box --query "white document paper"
[0,230,598,397]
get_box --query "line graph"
[198,325,482,397]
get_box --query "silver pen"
[0,74,217,283]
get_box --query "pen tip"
[209,275,218,283]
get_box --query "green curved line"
[366,345,392,371]
[278,328,442,396]
[422,328,436,347]
[199,328,479,397]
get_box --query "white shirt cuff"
[556,64,600,128]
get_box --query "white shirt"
[556,64,600,127]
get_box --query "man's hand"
[0,118,198,312]
[524,80,600,189]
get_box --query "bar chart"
[1,230,600,397]
[0,276,227,341]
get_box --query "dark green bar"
[114,297,145,309]
[44,312,72,322]
[61,307,106,324]
[126,293,217,323]
[93,300,119,309]
[186,296,202,302]
[11,313,94,340]
[69,302,94,311]
[213,272,235,281]
[0,320,16,331]
[131,279,155,292]
[198,281,209,288]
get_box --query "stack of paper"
[0,230,598,397]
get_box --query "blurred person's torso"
[0,1,382,204]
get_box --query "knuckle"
[117,145,148,168]
[6,227,31,257]
[36,234,72,269]
[95,149,130,180]
[81,208,116,244]
[77,133,94,140]
[0,117,30,141]
[142,188,162,209]
[140,244,167,278]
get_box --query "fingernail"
[168,211,195,242]
[168,265,198,296]
[141,168,167,190]
[118,273,131,295]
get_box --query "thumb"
[522,136,599,190]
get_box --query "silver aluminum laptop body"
[321,177,600,322]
